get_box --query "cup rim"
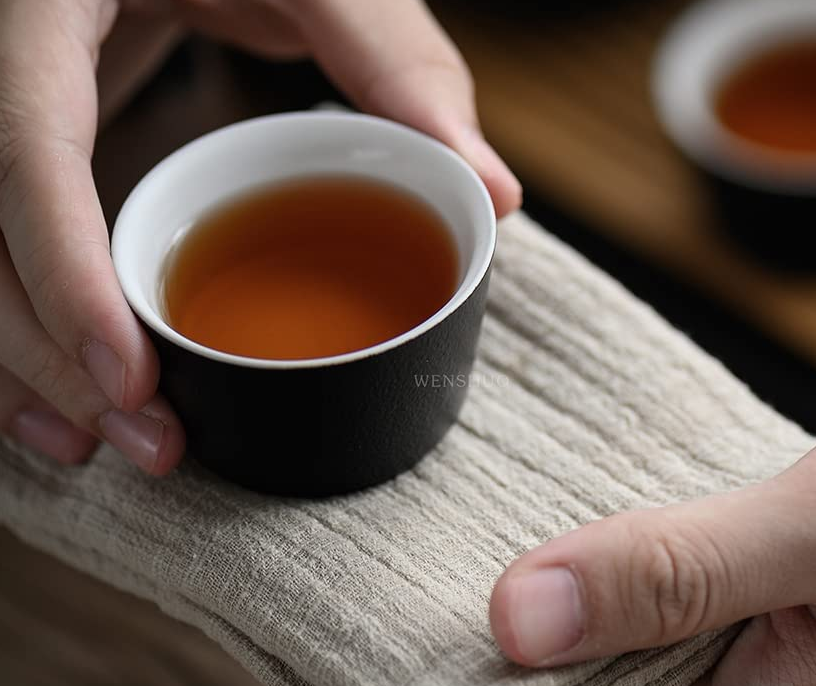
[111,111,496,370]
[652,0,816,195]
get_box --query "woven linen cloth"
[1,211,813,686]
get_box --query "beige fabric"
[1,212,812,685]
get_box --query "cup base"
[187,412,462,498]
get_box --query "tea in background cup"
[112,112,496,496]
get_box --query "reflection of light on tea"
[163,176,459,360]
[716,40,816,154]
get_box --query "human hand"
[0,0,521,473]
[490,447,816,684]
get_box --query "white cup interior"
[112,112,496,369]
[653,0,816,193]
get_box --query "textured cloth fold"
[1,212,812,685]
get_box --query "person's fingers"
[97,394,186,477]
[0,239,184,476]
[293,0,522,217]
[0,0,159,413]
[168,0,308,59]
[0,365,97,465]
[698,609,816,686]
[178,0,521,217]
[490,448,816,667]
[97,11,184,126]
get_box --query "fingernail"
[462,128,521,186]
[11,409,94,464]
[509,567,585,665]
[460,129,522,216]
[84,340,126,407]
[99,409,164,474]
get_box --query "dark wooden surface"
[0,529,262,686]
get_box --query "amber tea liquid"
[163,176,459,360]
[716,40,816,153]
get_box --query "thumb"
[490,448,816,667]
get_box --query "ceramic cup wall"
[112,112,496,496]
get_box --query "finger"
[0,238,184,476]
[490,448,816,667]
[0,0,159,412]
[97,11,184,126]
[190,0,522,217]
[704,609,816,686]
[170,0,308,59]
[0,365,97,465]
[299,0,522,216]
[98,394,186,477]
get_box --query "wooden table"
[4,1,816,682]
[0,529,262,686]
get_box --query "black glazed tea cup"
[112,112,496,496]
